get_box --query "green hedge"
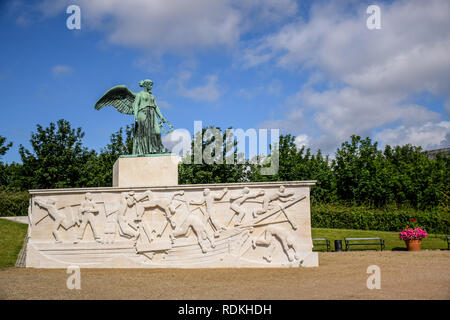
[0,191,29,217]
[311,203,450,234]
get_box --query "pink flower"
[399,226,427,240]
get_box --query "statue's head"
[139,79,153,91]
[203,188,210,196]
[85,192,93,201]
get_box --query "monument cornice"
[29,180,317,195]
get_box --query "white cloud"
[51,64,72,77]
[375,121,450,150]
[294,134,309,148]
[445,100,450,118]
[246,0,450,87]
[245,0,450,153]
[176,72,221,102]
[31,0,299,56]
[258,108,305,134]
[26,0,450,153]
[28,0,239,54]
[236,0,298,31]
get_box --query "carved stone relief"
[26,182,318,268]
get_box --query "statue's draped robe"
[133,92,167,154]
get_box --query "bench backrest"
[345,237,382,241]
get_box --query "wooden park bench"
[344,237,385,251]
[447,236,450,250]
[312,238,331,252]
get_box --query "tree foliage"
[332,135,388,206]
[82,125,133,187]
[17,119,91,189]
[0,120,448,212]
[179,126,247,184]
[247,134,336,203]
[0,136,12,159]
[0,135,13,188]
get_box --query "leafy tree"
[0,135,13,188]
[247,134,336,203]
[332,135,389,206]
[308,150,337,203]
[383,144,449,209]
[179,126,247,184]
[18,119,92,189]
[82,125,133,187]
[0,136,12,159]
[1,117,447,211]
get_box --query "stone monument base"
[25,181,318,268]
[113,154,180,187]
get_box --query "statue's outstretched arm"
[154,100,173,132]
[154,99,166,122]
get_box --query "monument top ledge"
[118,152,176,158]
[28,180,317,194]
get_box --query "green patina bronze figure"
[95,79,173,155]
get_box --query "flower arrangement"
[398,218,427,241]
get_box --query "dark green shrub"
[311,203,449,234]
[0,191,29,217]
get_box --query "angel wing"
[94,85,136,115]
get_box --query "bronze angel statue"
[95,79,173,155]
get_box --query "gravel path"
[0,217,28,224]
[1,251,449,300]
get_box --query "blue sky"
[0,0,449,163]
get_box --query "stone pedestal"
[113,154,180,187]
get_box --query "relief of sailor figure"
[74,192,102,243]
[116,191,140,240]
[33,198,78,243]
[229,187,264,226]
[252,225,301,263]
[133,190,184,247]
[170,207,216,253]
[189,187,228,236]
[252,185,295,218]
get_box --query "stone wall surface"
[25,181,318,268]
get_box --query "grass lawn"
[0,219,28,268]
[312,227,449,251]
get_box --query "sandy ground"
[0,251,449,300]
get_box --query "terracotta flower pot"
[405,239,421,251]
